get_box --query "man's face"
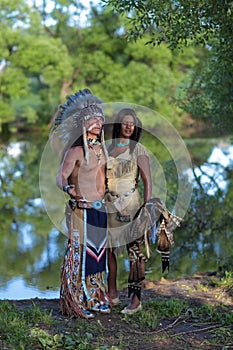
[85,116,103,136]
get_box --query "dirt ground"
[8,273,233,350]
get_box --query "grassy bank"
[0,272,232,350]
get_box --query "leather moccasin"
[83,309,95,319]
[121,303,142,315]
[91,302,111,314]
[111,297,121,306]
[99,304,111,314]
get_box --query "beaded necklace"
[116,139,130,147]
[88,138,100,146]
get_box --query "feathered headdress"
[51,88,110,165]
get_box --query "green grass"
[0,301,53,349]
[206,270,233,298]
[0,301,111,350]
[0,289,232,349]
[122,297,189,328]
[121,297,233,347]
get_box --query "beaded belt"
[69,199,104,210]
[107,187,135,198]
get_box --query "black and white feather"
[51,88,104,144]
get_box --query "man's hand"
[63,184,76,197]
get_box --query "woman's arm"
[137,154,152,202]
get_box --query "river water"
[0,135,232,299]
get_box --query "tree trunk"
[1,122,11,138]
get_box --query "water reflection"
[0,277,59,300]
[0,136,232,299]
[193,144,233,195]
[0,138,66,299]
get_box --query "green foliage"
[0,0,205,134]
[30,328,95,349]
[0,301,53,349]
[214,271,233,297]
[0,0,72,132]
[0,0,232,134]
[195,303,233,325]
[0,301,100,349]
[104,0,233,132]
[103,0,232,49]
[177,44,233,132]
[123,298,187,328]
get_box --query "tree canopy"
[103,0,233,132]
[0,0,204,135]
[0,0,232,135]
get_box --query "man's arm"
[56,147,79,196]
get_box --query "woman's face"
[120,115,135,138]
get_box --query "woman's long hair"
[108,108,142,154]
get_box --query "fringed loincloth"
[60,204,110,318]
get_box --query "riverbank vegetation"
[0,270,232,349]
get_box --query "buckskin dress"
[106,143,149,249]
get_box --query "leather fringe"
[127,238,146,300]
[60,260,88,319]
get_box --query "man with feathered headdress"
[53,88,111,319]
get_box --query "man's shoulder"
[66,145,84,159]
[70,145,83,151]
